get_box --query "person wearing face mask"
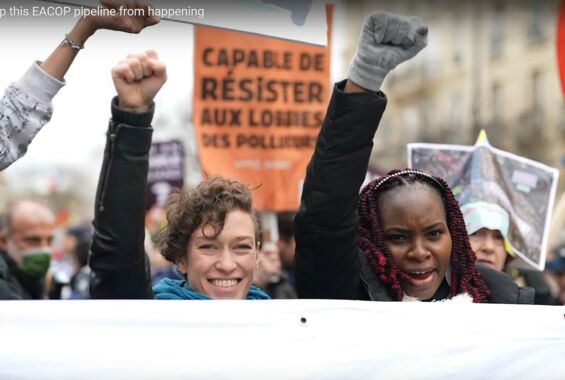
[0,200,55,299]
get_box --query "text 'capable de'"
[202,48,325,72]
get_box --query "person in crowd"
[545,244,565,304]
[43,225,93,299]
[254,241,297,299]
[461,201,556,304]
[88,51,269,300]
[461,201,511,272]
[144,205,182,285]
[293,11,534,304]
[69,237,92,299]
[0,200,55,299]
[0,0,159,170]
[276,211,297,287]
[145,227,183,286]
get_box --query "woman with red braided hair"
[356,169,533,302]
[293,10,534,303]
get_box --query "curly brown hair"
[358,169,491,302]
[156,176,260,264]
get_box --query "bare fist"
[112,50,167,112]
[87,0,160,34]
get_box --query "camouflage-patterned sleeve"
[0,61,65,170]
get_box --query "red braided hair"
[358,169,491,302]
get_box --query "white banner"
[1,300,564,379]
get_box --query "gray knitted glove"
[348,11,428,92]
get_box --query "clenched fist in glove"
[348,11,428,92]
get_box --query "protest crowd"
[0,0,565,377]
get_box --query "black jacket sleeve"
[293,81,387,299]
[0,255,22,300]
[89,97,154,299]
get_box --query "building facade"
[337,0,565,194]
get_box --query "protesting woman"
[293,11,533,304]
[89,51,268,300]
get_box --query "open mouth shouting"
[399,267,441,299]
[403,269,434,285]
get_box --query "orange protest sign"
[193,7,332,211]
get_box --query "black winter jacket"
[0,251,44,299]
[293,81,534,304]
[89,98,154,299]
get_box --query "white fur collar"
[402,292,474,303]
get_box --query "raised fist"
[88,0,160,34]
[348,11,428,92]
[111,50,167,112]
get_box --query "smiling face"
[378,183,452,300]
[177,209,258,300]
[468,228,508,271]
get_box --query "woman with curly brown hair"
[293,11,533,303]
[88,50,268,300]
[152,177,269,300]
